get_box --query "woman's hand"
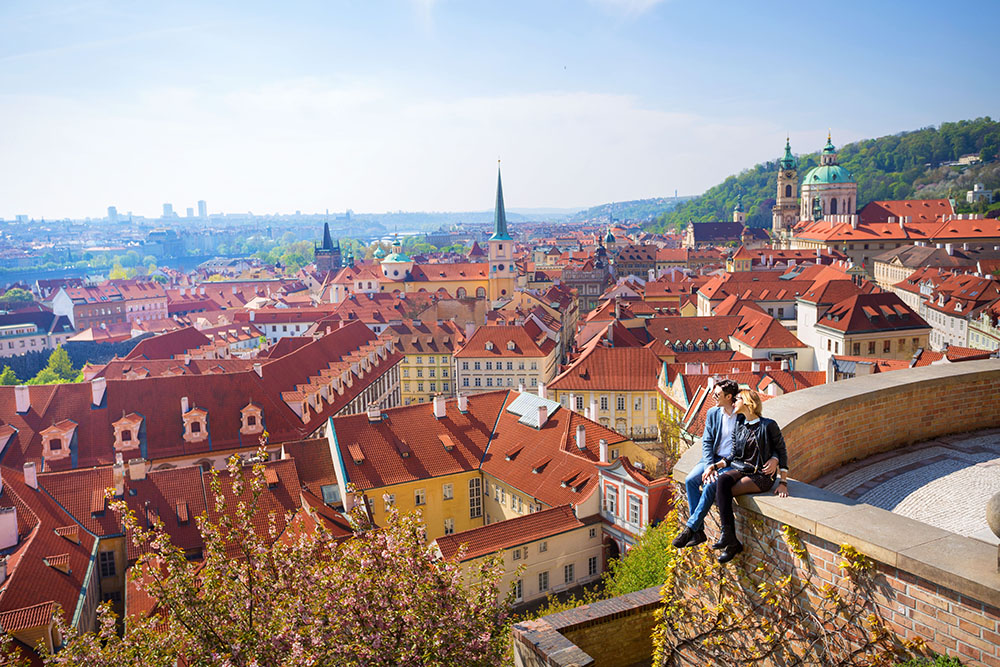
[774,480,788,498]
[762,457,778,476]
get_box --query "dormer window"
[241,403,264,436]
[113,413,143,452]
[50,438,62,451]
[41,419,76,464]
[182,407,209,443]
[485,341,494,351]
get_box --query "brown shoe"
[672,527,693,548]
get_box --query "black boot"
[712,528,738,550]
[718,541,743,564]
[685,528,706,547]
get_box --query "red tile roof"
[859,199,954,225]
[434,504,583,561]
[816,292,929,335]
[549,346,660,392]
[454,322,556,358]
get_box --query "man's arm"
[700,407,718,464]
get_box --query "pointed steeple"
[780,136,797,170]
[322,222,334,250]
[490,162,512,241]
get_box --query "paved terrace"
[813,428,1000,546]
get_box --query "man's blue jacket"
[700,405,731,466]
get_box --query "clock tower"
[772,137,798,249]
[488,162,516,302]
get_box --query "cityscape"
[1,1,999,666]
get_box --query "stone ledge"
[672,360,1000,609]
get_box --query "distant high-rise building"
[163,203,174,218]
[108,206,118,223]
[186,207,195,218]
[315,222,342,274]
[197,200,207,218]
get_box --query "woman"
[706,389,789,564]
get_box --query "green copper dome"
[382,251,411,263]
[780,138,797,170]
[803,164,854,184]
[372,245,387,259]
[604,228,615,242]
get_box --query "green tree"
[44,346,78,382]
[0,366,19,385]
[604,518,675,597]
[27,367,65,385]
[1,288,34,304]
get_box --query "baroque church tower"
[487,162,516,302]
[772,138,798,248]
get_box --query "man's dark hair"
[715,378,739,398]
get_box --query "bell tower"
[488,161,515,301]
[772,137,798,248]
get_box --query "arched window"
[456,287,467,298]
[475,287,486,298]
[784,184,791,198]
[830,198,838,215]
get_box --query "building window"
[617,395,625,411]
[539,541,548,553]
[853,342,861,355]
[99,551,116,578]
[629,496,641,525]
[514,578,523,602]
[634,397,642,411]
[588,556,598,577]
[444,518,454,535]
[485,361,492,371]
[443,483,454,500]
[564,563,575,584]
[506,361,513,370]
[600,396,609,411]
[463,378,469,387]
[611,448,619,460]
[530,362,537,370]
[606,486,618,515]
[867,341,876,354]
[513,548,522,561]
[469,478,482,518]
[416,369,423,378]
[384,494,395,511]
[462,361,469,370]
[416,356,422,364]
[414,488,426,506]
[883,340,891,353]
[576,396,584,410]
[474,378,481,387]
[500,488,506,504]
[589,527,597,538]
[539,571,549,592]
[474,362,481,370]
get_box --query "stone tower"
[488,162,516,302]
[772,137,799,247]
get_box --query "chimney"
[584,406,591,420]
[14,385,29,414]
[537,405,548,429]
[91,377,107,407]
[367,404,381,422]
[183,354,191,366]
[0,508,16,551]
[537,382,547,399]
[232,285,238,295]
[112,457,125,496]
[751,361,761,373]
[248,310,255,321]
[23,462,37,490]
[707,376,716,391]
[457,394,468,413]
[780,359,790,371]
[253,363,263,377]
[433,395,446,419]
[946,243,954,256]
[576,424,586,450]
[200,286,206,296]
[128,458,147,481]
[0,557,7,585]
[518,382,525,393]
[599,438,608,463]
[568,393,576,412]
[590,398,598,418]
[181,396,189,414]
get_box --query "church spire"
[490,161,512,241]
[780,136,797,170]
[322,221,334,250]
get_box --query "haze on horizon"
[1,0,997,221]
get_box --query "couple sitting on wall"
[672,379,790,564]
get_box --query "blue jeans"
[684,461,731,531]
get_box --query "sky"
[1,0,998,220]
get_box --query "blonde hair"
[737,389,763,418]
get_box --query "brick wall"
[511,586,660,667]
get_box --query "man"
[672,378,738,548]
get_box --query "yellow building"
[386,319,465,405]
[549,345,662,442]
[454,322,559,394]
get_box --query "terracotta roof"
[434,504,583,561]
[454,322,556,358]
[730,308,807,349]
[549,346,660,392]
[816,292,929,334]
[859,199,954,225]
[384,320,466,356]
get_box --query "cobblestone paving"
[812,428,1000,545]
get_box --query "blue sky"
[1,0,997,219]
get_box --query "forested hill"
[571,195,695,223]
[648,118,1000,233]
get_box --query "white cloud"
[0,78,786,219]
